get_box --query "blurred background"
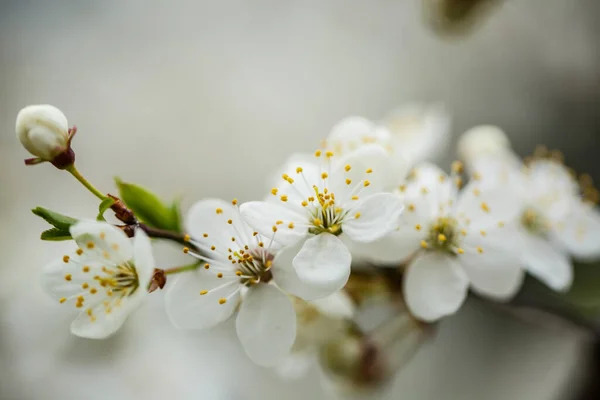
[1,0,600,399]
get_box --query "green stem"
[66,164,107,201]
[164,262,201,276]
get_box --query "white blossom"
[240,147,404,298]
[16,104,73,164]
[165,199,338,367]
[354,163,524,322]
[41,221,155,339]
[382,103,451,166]
[457,125,519,174]
[471,154,600,291]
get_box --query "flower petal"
[349,228,423,264]
[186,198,254,260]
[383,103,451,164]
[327,116,391,155]
[454,182,523,231]
[132,228,155,288]
[236,284,296,366]
[460,232,524,300]
[70,293,141,339]
[292,233,351,293]
[70,221,133,265]
[403,252,469,322]
[41,253,106,300]
[165,272,240,330]
[343,193,404,243]
[332,144,394,196]
[239,201,307,246]
[553,203,600,261]
[520,232,572,292]
[272,242,345,300]
[310,291,355,319]
[405,162,456,217]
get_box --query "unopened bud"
[16,104,76,169]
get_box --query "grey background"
[1,0,599,399]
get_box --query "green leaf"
[32,207,78,230]
[97,197,116,221]
[41,227,72,241]
[115,178,182,232]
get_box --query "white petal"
[41,252,106,300]
[186,198,254,259]
[403,252,469,322]
[406,162,456,216]
[310,291,355,319]
[460,232,524,300]
[383,103,451,164]
[239,201,307,246]
[553,203,600,260]
[165,272,240,330]
[70,293,141,339]
[454,183,523,231]
[236,284,296,366]
[332,144,394,196]
[520,232,573,292]
[132,228,155,288]
[70,221,133,264]
[269,157,323,206]
[272,242,345,300]
[293,234,351,293]
[349,228,423,264]
[343,193,404,243]
[327,116,390,154]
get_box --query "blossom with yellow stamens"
[240,147,404,297]
[41,221,155,339]
[353,162,524,322]
[166,198,336,367]
[467,146,600,293]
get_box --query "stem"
[66,164,107,200]
[138,224,190,247]
[164,262,201,275]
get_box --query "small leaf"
[115,178,182,232]
[32,207,78,230]
[169,200,183,233]
[41,227,72,241]
[97,197,116,221]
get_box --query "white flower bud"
[457,125,511,163]
[16,105,73,165]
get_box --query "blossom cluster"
[16,104,600,373]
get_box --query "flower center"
[520,208,547,235]
[307,186,345,236]
[59,259,140,322]
[422,217,461,253]
[228,247,274,285]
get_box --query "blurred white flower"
[472,154,600,291]
[167,198,342,366]
[382,103,451,166]
[15,104,75,167]
[353,163,523,322]
[240,147,404,298]
[276,291,355,379]
[457,125,519,173]
[41,221,155,339]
